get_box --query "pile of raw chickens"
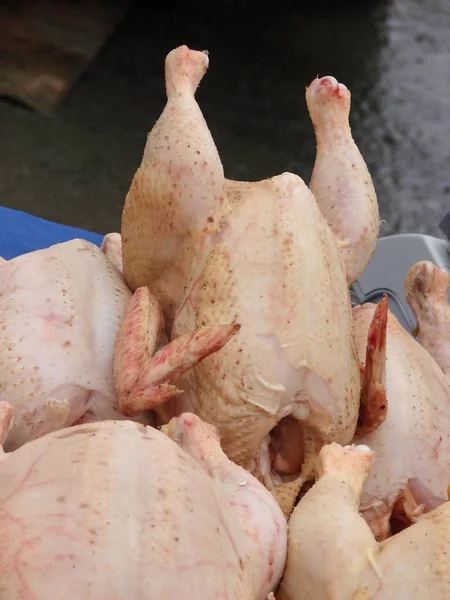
[0,46,449,599]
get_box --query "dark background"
[0,0,449,237]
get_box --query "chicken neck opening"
[257,416,305,488]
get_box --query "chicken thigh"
[0,405,287,600]
[0,239,236,450]
[352,301,450,539]
[278,442,450,600]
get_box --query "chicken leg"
[278,442,378,600]
[0,415,286,599]
[306,76,379,285]
[121,46,228,326]
[278,441,450,600]
[405,260,450,378]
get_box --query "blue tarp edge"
[0,207,104,260]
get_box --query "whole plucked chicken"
[0,405,287,599]
[0,237,237,450]
[121,46,381,514]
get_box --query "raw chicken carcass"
[0,405,287,600]
[0,238,237,450]
[352,300,450,539]
[278,442,450,600]
[306,76,379,284]
[405,260,450,377]
[121,46,381,515]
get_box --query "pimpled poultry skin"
[121,46,381,515]
[352,301,450,539]
[278,442,450,600]
[0,238,135,450]
[0,405,287,600]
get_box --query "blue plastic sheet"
[0,207,104,260]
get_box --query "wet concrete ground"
[0,0,449,237]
